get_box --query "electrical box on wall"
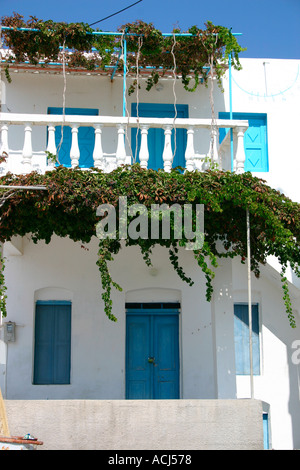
[4,321,16,342]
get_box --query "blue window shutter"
[234,303,260,375]
[263,413,270,449]
[47,108,99,168]
[34,301,71,384]
[219,112,268,172]
[131,103,188,170]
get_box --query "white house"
[0,23,299,450]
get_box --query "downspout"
[229,52,234,172]
[247,209,254,398]
[123,35,127,117]
[0,242,7,399]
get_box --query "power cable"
[89,0,143,27]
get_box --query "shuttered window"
[234,303,260,375]
[34,301,71,384]
[219,112,268,172]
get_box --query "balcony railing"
[0,113,248,175]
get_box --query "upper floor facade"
[0,57,299,202]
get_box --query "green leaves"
[1,14,245,92]
[0,166,299,324]
[1,13,115,79]
[0,253,7,318]
[280,267,296,328]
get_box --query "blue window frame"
[131,103,188,170]
[33,301,71,385]
[47,107,99,168]
[219,112,268,172]
[234,303,260,375]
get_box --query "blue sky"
[0,0,299,59]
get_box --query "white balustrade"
[235,127,247,174]
[0,113,248,175]
[0,123,9,156]
[93,125,104,170]
[139,125,149,169]
[70,125,80,168]
[22,124,33,172]
[162,125,173,173]
[46,125,57,168]
[208,128,219,168]
[116,125,126,168]
[185,126,195,171]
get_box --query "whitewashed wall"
[1,236,215,400]
[2,59,299,202]
[1,234,299,448]
[1,58,300,449]
[1,69,218,164]
[221,59,300,203]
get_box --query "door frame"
[125,302,181,399]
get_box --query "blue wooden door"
[131,103,188,170]
[126,309,180,399]
[47,107,99,168]
[219,112,268,172]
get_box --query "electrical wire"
[89,0,143,27]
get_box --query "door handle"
[148,357,155,364]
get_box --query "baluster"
[22,123,33,172]
[93,125,104,170]
[46,125,57,168]
[70,125,80,168]
[139,125,149,169]
[185,126,195,172]
[0,123,9,156]
[116,125,126,167]
[208,128,219,168]
[235,127,246,173]
[163,125,173,172]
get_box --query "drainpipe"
[123,35,127,117]
[246,209,254,398]
[229,53,234,172]
[0,242,7,399]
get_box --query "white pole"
[247,209,254,398]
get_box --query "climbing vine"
[1,14,245,91]
[0,165,299,327]
[1,12,115,82]
[120,20,245,93]
[0,14,298,326]
[0,252,7,318]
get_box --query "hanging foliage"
[1,12,115,82]
[1,14,245,91]
[0,165,299,327]
[119,20,245,92]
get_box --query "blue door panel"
[219,112,268,172]
[153,316,179,399]
[126,315,152,398]
[131,103,188,170]
[126,310,179,399]
[47,107,99,168]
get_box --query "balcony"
[0,112,248,175]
